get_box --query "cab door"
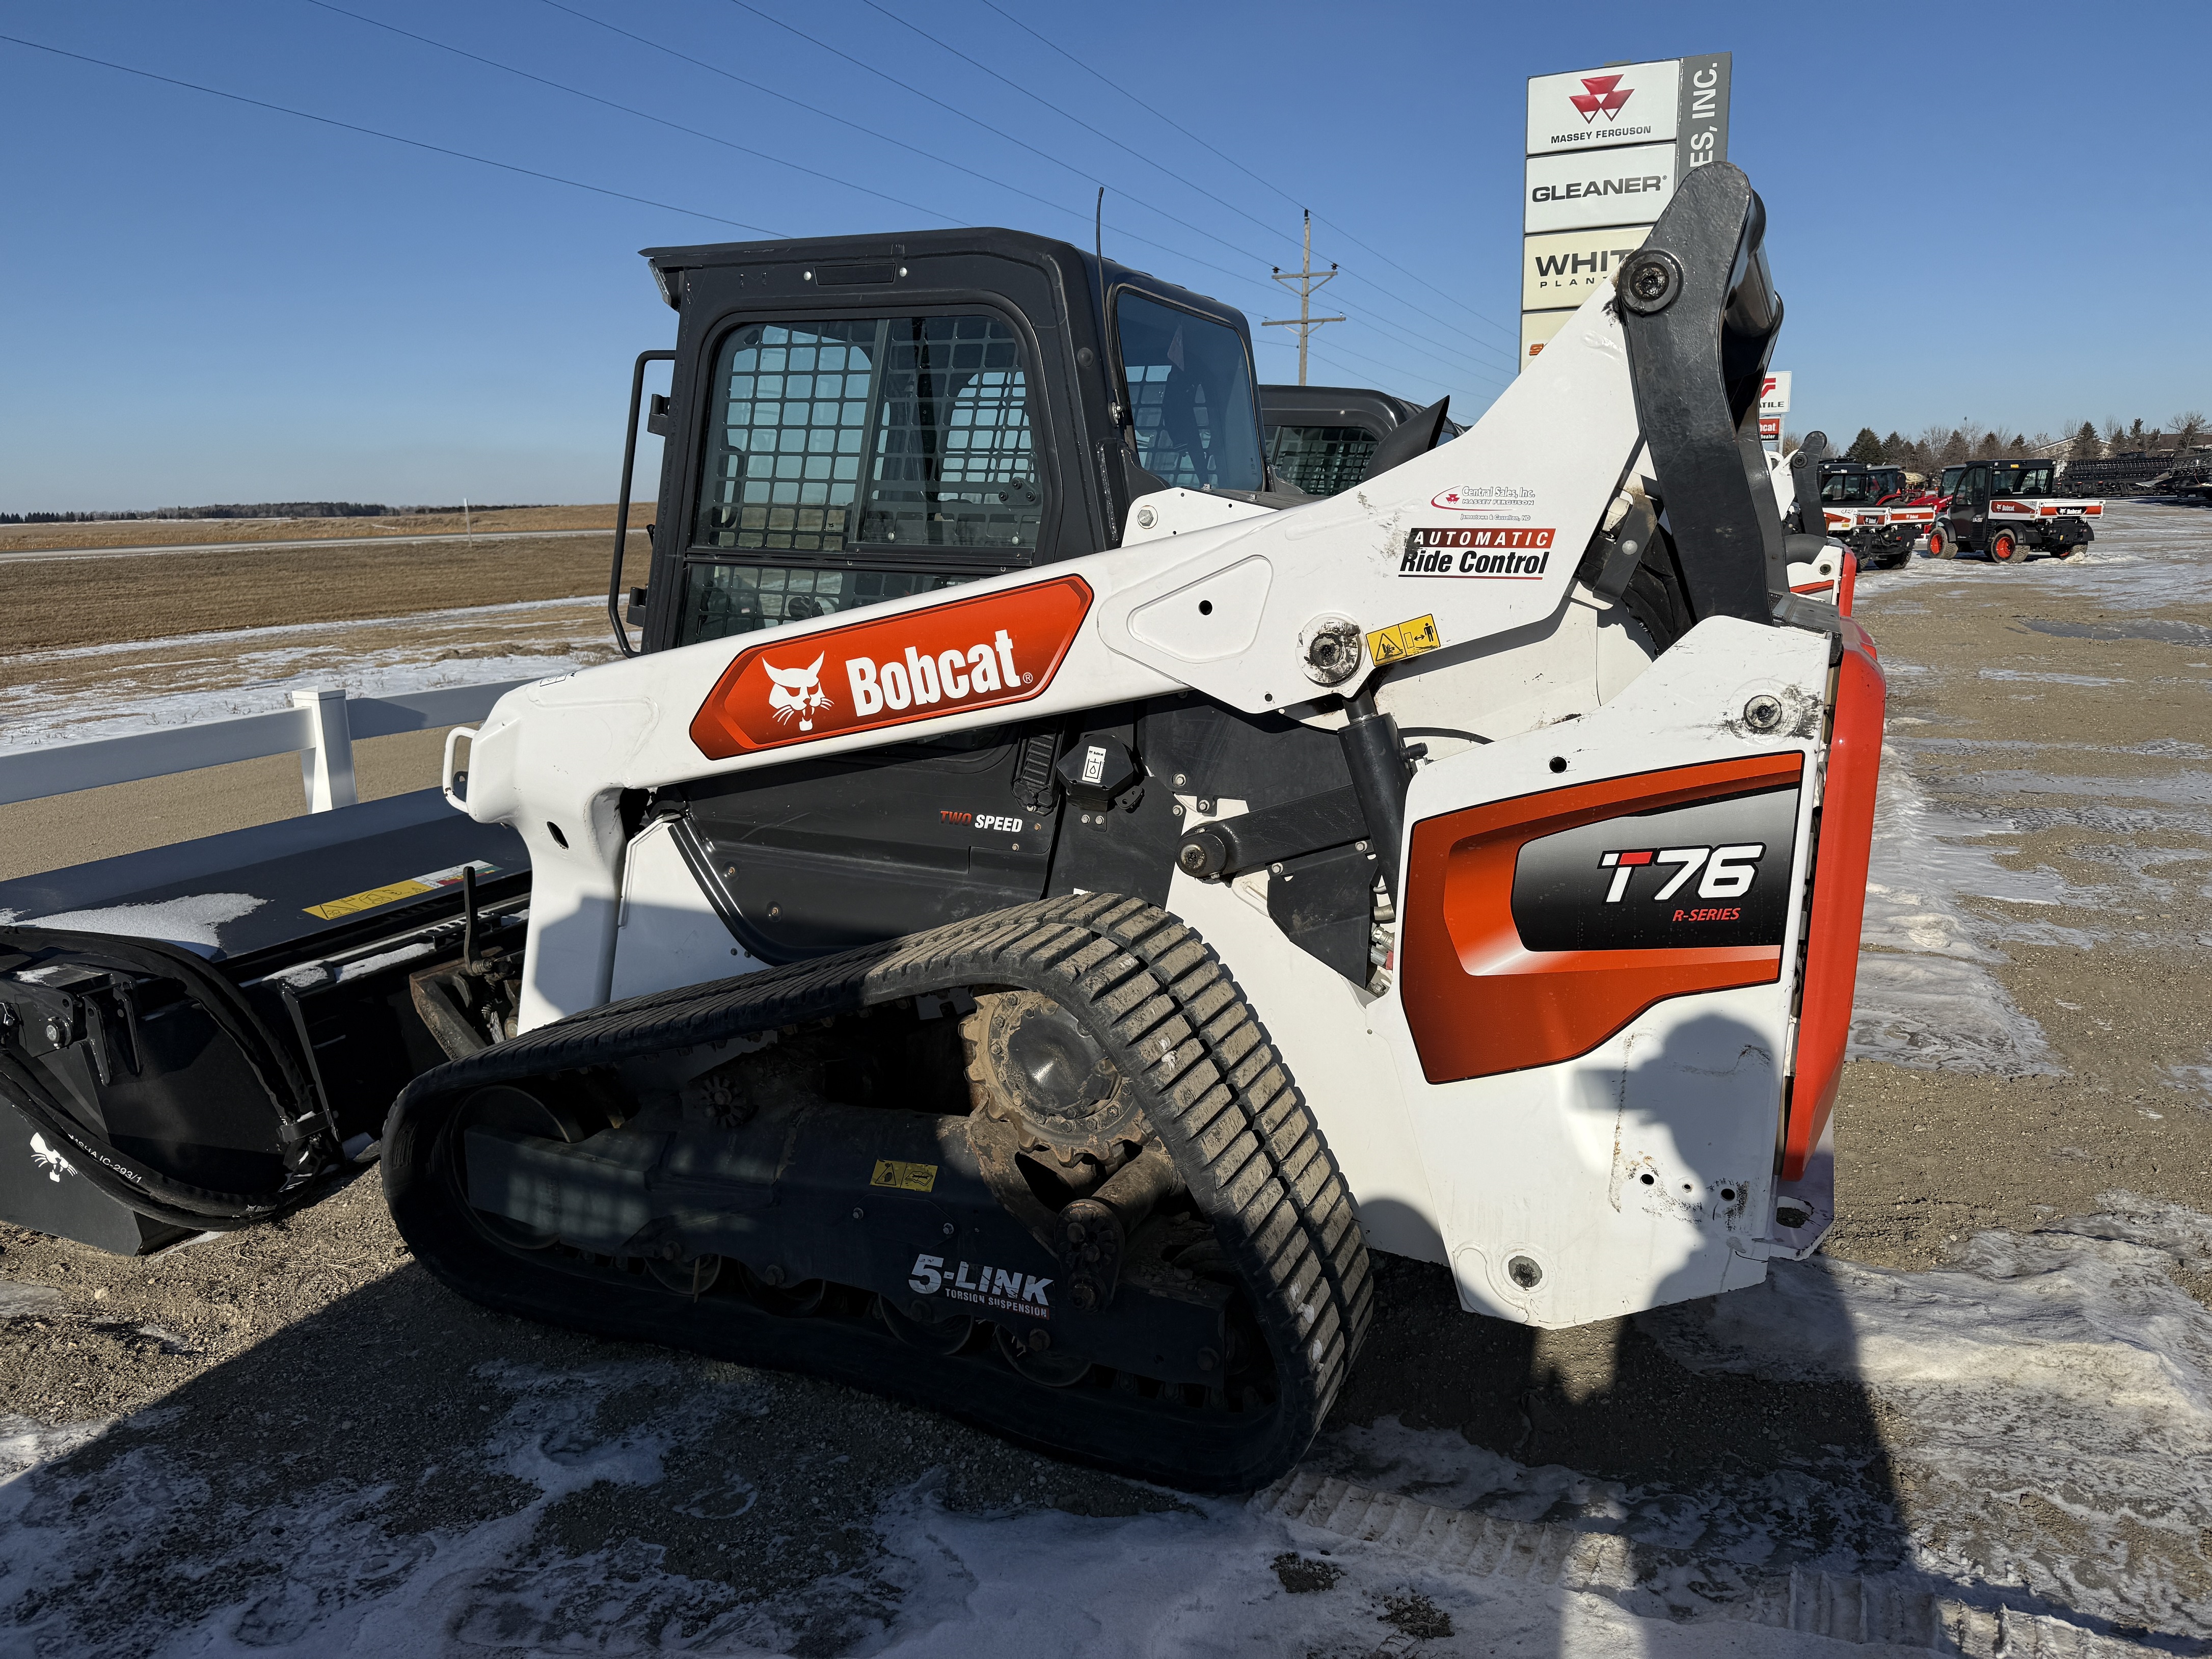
[1956,464,1989,547]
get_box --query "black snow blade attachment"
[0,788,529,1252]
[0,927,330,1246]
[383,893,1374,1492]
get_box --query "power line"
[0,19,1499,411]
[974,0,1519,347]
[542,0,1501,388]
[715,0,1279,277]
[0,30,783,236]
[857,0,1297,258]
[854,0,1517,368]
[302,1,959,229]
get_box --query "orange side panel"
[1400,754,1805,1085]
[1781,620,1886,1178]
[689,575,1093,760]
[1837,552,1858,618]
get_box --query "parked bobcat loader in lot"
[1928,458,2100,561]
[1260,384,1460,497]
[2,166,1884,1490]
[1810,460,1917,569]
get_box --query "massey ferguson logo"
[690,576,1092,759]
[1600,843,1765,912]
[1570,74,1635,124]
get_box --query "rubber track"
[384,893,1373,1490]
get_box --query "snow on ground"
[9,1198,2209,1654]
[0,595,616,752]
[1846,501,2212,1077]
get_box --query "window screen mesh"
[694,317,1041,555]
[1265,422,1379,497]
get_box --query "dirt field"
[0,528,651,880]
[1,526,649,655]
[0,504,625,555]
[4,506,2211,1654]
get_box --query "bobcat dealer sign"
[1520,55,1730,370]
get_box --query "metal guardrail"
[0,680,526,812]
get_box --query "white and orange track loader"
[1,166,1884,1491]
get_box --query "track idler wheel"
[963,989,1147,1174]
[455,1084,588,1251]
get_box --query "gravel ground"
[3,503,2209,1655]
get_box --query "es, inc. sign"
[1521,53,1729,372]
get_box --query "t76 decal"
[1512,786,1798,951]
[690,576,1093,758]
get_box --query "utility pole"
[1263,211,1343,387]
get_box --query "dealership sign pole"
[1521,53,1729,371]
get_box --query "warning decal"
[870,1159,938,1193]
[1366,614,1443,666]
[303,861,497,921]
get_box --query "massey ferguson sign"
[689,575,1092,758]
[1520,52,1730,373]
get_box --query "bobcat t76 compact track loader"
[3,163,1884,1491]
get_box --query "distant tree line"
[0,501,542,525]
[1791,413,2208,476]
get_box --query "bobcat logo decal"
[763,654,831,732]
[30,1132,75,1183]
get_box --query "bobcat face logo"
[30,1132,75,1183]
[763,654,832,732]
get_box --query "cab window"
[1266,422,1378,496]
[1115,292,1264,492]
[693,316,1043,556]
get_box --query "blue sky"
[3,0,2206,511]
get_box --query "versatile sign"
[1522,145,1677,235]
[690,576,1092,758]
[1521,227,1654,309]
[1761,371,1792,416]
[1521,53,1729,371]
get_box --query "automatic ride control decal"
[690,575,1093,758]
[1399,526,1557,579]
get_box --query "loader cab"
[1988,460,2058,497]
[1815,462,1897,504]
[1259,384,1462,497]
[630,229,1267,654]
